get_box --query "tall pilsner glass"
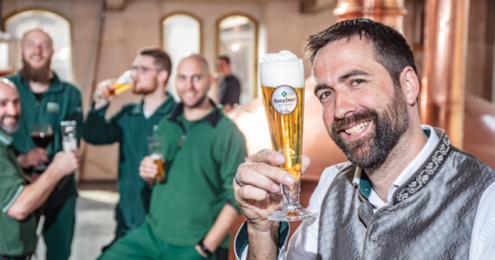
[260,50,317,221]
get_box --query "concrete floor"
[32,182,119,260]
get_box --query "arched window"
[162,13,201,100]
[5,10,73,81]
[217,14,258,105]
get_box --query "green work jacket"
[7,72,82,207]
[83,95,176,232]
[146,101,247,248]
[0,131,37,256]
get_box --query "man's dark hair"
[138,47,172,75]
[306,18,417,89]
[218,55,230,65]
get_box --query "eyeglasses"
[129,66,163,74]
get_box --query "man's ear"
[400,66,420,105]
[157,70,169,84]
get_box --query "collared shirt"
[353,125,440,210]
[7,72,83,207]
[0,130,37,256]
[146,101,247,248]
[83,95,176,233]
[235,125,495,260]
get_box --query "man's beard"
[183,92,208,109]
[329,88,410,170]
[132,80,158,95]
[0,116,20,134]
[20,57,51,83]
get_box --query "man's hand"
[139,156,160,184]
[93,79,115,109]
[17,148,48,169]
[49,150,81,177]
[233,149,311,232]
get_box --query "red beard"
[20,56,52,83]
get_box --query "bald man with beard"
[6,28,83,260]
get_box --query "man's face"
[21,30,53,70]
[313,37,410,170]
[130,55,163,95]
[217,59,229,75]
[176,57,211,108]
[0,83,21,134]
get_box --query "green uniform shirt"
[83,96,176,232]
[146,101,247,248]
[0,131,37,256]
[7,72,83,207]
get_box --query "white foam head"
[150,153,163,160]
[260,50,304,88]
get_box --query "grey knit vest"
[317,129,495,260]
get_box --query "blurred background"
[1,0,494,259]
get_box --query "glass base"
[267,206,317,222]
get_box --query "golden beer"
[261,86,304,181]
[151,154,166,183]
[106,83,132,97]
[261,50,316,221]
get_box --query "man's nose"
[334,91,357,120]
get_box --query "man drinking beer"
[83,47,176,241]
[98,54,247,259]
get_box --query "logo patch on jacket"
[47,102,60,113]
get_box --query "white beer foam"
[260,50,304,88]
[150,153,162,160]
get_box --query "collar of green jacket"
[130,92,175,115]
[0,130,13,146]
[168,99,222,128]
[15,71,64,94]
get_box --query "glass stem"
[282,181,301,208]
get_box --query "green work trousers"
[98,221,219,260]
[43,195,76,260]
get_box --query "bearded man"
[83,47,176,244]
[233,18,495,260]
[7,28,83,260]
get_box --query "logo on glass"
[271,85,298,115]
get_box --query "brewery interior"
[1,0,494,259]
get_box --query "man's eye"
[318,91,333,102]
[351,79,365,86]
[193,75,200,81]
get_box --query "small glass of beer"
[106,70,133,97]
[147,136,166,183]
[260,50,317,221]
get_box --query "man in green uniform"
[6,29,83,260]
[83,47,176,240]
[0,78,80,260]
[98,54,247,260]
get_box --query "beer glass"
[31,123,54,173]
[61,120,78,151]
[147,136,166,183]
[94,71,133,107]
[106,70,133,97]
[260,50,317,221]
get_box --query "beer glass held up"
[147,136,166,183]
[260,50,317,221]
[93,70,133,107]
[106,70,133,97]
